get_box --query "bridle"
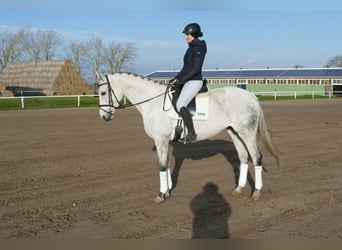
[98,75,122,115]
[98,74,166,115]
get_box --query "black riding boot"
[180,107,197,143]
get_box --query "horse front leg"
[153,137,172,203]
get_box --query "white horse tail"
[258,109,281,167]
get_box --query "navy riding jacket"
[175,39,207,83]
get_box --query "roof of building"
[145,68,342,79]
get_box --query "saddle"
[171,79,209,117]
[163,80,210,142]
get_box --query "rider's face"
[185,33,195,43]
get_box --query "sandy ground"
[0,99,341,239]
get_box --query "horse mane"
[114,72,159,84]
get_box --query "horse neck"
[114,74,164,112]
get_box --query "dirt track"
[0,99,341,239]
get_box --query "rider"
[169,23,207,143]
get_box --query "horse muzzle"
[101,114,113,121]
[99,107,114,121]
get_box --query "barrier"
[0,91,340,110]
[253,91,341,100]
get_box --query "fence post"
[294,92,297,99]
[274,91,277,100]
[312,91,315,99]
[78,95,80,107]
[21,96,25,109]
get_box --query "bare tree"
[86,38,104,82]
[66,39,137,83]
[0,27,27,72]
[41,29,63,60]
[324,56,342,68]
[24,30,42,61]
[24,29,63,61]
[66,41,87,73]
[103,42,136,73]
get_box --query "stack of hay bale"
[0,82,13,97]
[52,60,93,95]
[0,60,92,96]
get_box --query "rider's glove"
[169,78,181,89]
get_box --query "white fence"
[253,90,341,100]
[0,91,341,109]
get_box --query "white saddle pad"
[164,91,210,120]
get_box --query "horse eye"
[100,91,106,96]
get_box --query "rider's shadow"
[190,182,231,238]
[170,139,255,191]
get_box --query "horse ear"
[96,72,104,81]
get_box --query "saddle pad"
[164,91,210,121]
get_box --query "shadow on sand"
[170,139,255,191]
[190,182,231,239]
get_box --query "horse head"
[97,72,119,121]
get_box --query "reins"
[162,83,174,112]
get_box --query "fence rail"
[0,91,341,110]
[253,90,341,100]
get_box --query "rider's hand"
[169,78,181,89]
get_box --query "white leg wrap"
[238,163,249,187]
[159,171,168,194]
[167,168,172,190]
[255,166,263,190]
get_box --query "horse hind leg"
[228,128,263,200]
[252,153,263,200]
[227,129,249,196]
[244,137,263,201]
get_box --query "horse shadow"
[169,139,255,192]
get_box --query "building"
[145,68,342,94]
[0,60,92,96]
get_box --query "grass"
[0,96,99,110]
[0,98,22,110]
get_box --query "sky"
[1,0,342,75]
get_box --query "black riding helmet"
[182,23,203,38]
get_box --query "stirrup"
[178,133,197,144]
[172,119,183,142]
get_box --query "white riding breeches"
[176,80,203,112]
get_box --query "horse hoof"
[154,191,170,203]
[252,189,261,200]
[154,195,165,203]
[232,186,243,195]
